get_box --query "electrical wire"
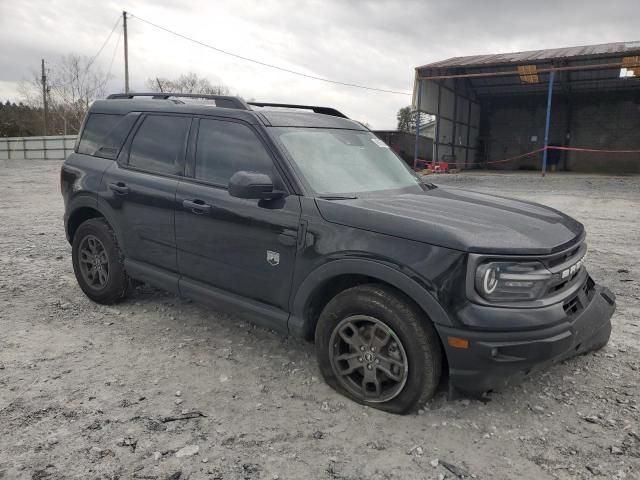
[86,15,122,72]
[48,14,122,108]
[106,28,123,81]
[84,26,122,97]
[128,13,411,96]
[50,14,122,90]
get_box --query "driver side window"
[194,119,276,186]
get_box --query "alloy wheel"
[78,234,110,289]
[329,315,409,403]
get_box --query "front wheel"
[315,284,442,414]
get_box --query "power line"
[106,28,123,81]
[128,13,411,96]
[51,14,122,90]
[85,26,123,98]
[86,15,122,72]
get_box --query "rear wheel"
[315,284,442,414]
[72,218,129,304]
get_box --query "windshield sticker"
[371,138,390,148]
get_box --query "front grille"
[543,240,587,299]
[562,276,595,317]
[547,269,582,295]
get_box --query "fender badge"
[266,250,280,266]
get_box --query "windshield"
[274,128,424,196]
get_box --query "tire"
[315,284,442,414]
[71,218,129,304]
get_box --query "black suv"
[61,93,615,414]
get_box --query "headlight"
[475,261,553,302]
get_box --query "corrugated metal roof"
[419,40,640,70]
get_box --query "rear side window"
[128,115,191,175]
[194,119,275,185]
[77,114,122,155]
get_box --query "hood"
[315,186,584,255]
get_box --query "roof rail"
[106,93,250,110]
[247,102,348,118]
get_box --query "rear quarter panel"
[61,153,115,237]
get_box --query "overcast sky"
[0,0,637,129]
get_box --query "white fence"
[0,135,77,160]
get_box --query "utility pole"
[123,11,129,93]
[156,77,164,92]
[41,59,48,136]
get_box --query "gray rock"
[407,445,424,456]
[175,445,199,458]
[586,464,604,475]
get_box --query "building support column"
[413,80,423,170]
[451,79,458,161]
[434,82,442,165]
[541,70,556,177]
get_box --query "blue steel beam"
[541,70,556,176]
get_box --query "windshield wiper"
[318,194,358,200]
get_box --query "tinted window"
[195,119,274,185]
[129,115,191,175]
[77,114,122,155]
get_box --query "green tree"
[397,106,413,132]
[397,106,433,133]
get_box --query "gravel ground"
[0,161,638,480]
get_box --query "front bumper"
[436,282,615,395]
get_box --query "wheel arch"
[67,206,104,242]
[289,259,453,340]
[66,197,125,254]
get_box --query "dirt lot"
[0,161,638,480]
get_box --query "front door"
[175,117,300,312]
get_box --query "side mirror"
[228,171,285,200]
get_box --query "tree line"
[2,54,424,138]
[1,53,230,138]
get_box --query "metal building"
[413,41,640,173]
[374,130,433,166]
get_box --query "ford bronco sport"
[61,93,615,414]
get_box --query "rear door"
[99,113,192,275]
[175,117,301,313]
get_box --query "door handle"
[108,182,129,195]
[183,199,212,214]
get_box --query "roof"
[91,97,364,130]
[419,40,640,70]
[415,40,640,97]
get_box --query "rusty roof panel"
[419,40,640,70]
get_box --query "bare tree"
[19,54,111,134]
[146,72,230,95]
